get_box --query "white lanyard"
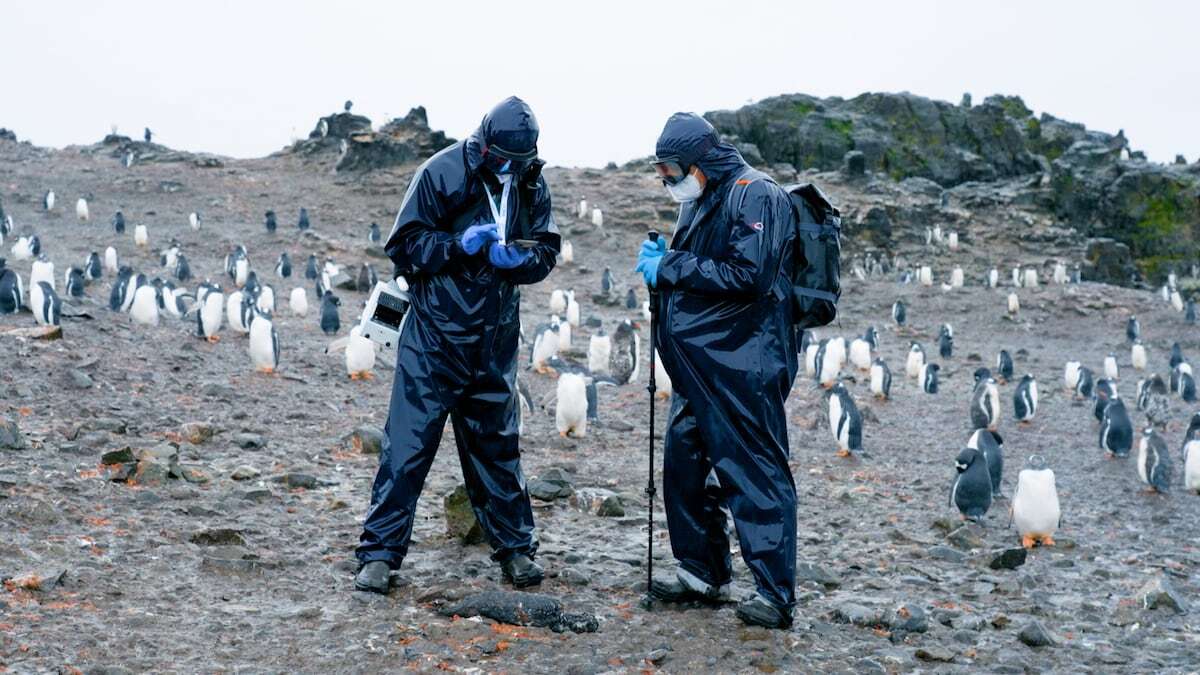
[482,175,513,245]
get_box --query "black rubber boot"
[500,553,544,588]
[649,577,732,606]
[736,594,793,629]
[354,560,392,594]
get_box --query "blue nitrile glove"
[460,222,501,255]
[488,242,533,269]
[634,238,666,287]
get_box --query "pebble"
[796,562,842,588]
[233,433,266,449]
[1139,574,1189,614]
[231,465,261,480]
[343,426,384,454]
[1018,620,1057,648]
[946,524,984,550]
[67,369,94,389]
[443,484,484,544]
[888,603,929,634]
[914,646,956,662]
[0,417,26,450]
[928,545,967,563]
[988,547,1028,570]
[181,422,216,444]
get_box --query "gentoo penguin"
[987,267,999,289]
[1075,366,1095,399]
[967,428,1005,498]
[289,287,308,317]
[816,339,841,388]
[170,253,190,281]
[255,285,276,313]
[531,323,560,374]
[1012,374,1037,424]
[196,284,223,341]
[951,447,992,522]
[848,337,872,372]
[549,288,566,315]
[1137,428,1172,493]
[264,210,277,233]
[1126,316,1140,343]
[950,266,964,288]
[1139,373,1171,428]
[107,267,132,311]
[1177,368,1197,403]
[1103,353,1119,381]
[1187,300,1197,325]
[189,212,201,230]
[1064,361,1081,393]
[1094,378,1119,422]
[247,310,280,374]
[970,376,1001,431]
[129,284,160,326]
[1169,342,1185,369]
[1182,413,1200,494]
[1100,398,1133,458]
[1071,264,1081,283]
[555,372,588,438]
[601,267,614,294]
[368,222,381,245]
[30,281,60,327]
[76,198,89,222]
[104,246,119,273]
[43,190,55,211]
[947,231,959,251]
[1011,267,1022,288]
[0,267,22,314]
[905,342,925,379]
[320,292,340,335]
[159,242,181,270]
[305,254,319,281]
[226,290,253,334]
[933,225,943,244]
[892,300,906,327]
[862,325,879,351]
[83,252,102,281]
[356,263,377,293]
[996,349,1014,384]
[343,324,376,379]
[1007,292,1020,315]
[918,265,932,286]
[1052,262,1067,284]
[1131,341,1147,371]
[938,325,953,359]
[134,224,148,247]
[869,358,892,400]
[653,349,673,400]
[826,383,863,458]
[921,362,940,393]
[235,258,250,288]
[30,257,55,291]
[591,207,604,228]
[1011,455,1060,548]
[144,127,152,142]
[804,339,820,377]
[625,288,638,310]
[10,236,36,261]
[1171,289,1184,313]
[899,270,912,284]
[565,290,580,327]
[578,198,588,219]
[1023,268,1039,288]
[297,207,310,231]
[276,253,292,279]
[65,267,85,298]
[560,240,574,264]
[609,319,640,384]
[587,329,612,376]
[242,271,261,298]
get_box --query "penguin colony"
[4,172,1200,564]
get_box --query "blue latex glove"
[460,222,501,255]
[634,238,666,287]
[488,242,533,269]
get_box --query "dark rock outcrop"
[0,128,16,142]
[288,107,455,173]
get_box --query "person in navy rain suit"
[355,97,560,594]
[636,113,800,628]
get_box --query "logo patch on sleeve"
[748,221,764,232]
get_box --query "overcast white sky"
[6,0,1198,168]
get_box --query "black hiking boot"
[354,560,392,594]
[649,577,733,605]
[736,594,793,629]
[500,553,544,588]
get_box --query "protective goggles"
[650,158,690,186]
[483,144,537,174]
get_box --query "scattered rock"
[987,547,1028,570]
[796,562,842,588]
[559,567,590,586]
[928,545,967,563]
[67,369,94,389]
[232,433,266,449]
[178,465,211,484]
[0,417,26,450]
[180,422,216,444]
[888,603,929,634]
[343,426,384,454]
[914,646,956,663]
[231,465,261,481]
[444,484,484,545]
[597,495,625,517]
[832,602,883,627]
[1018,620,1057,648]
[189,528,247,546]
[1139,574,1189,614]
[272,472,335,490]
[946,524,985,550]
[200,382,236,399]
[90,417,128,434]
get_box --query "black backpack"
[784,183,841,329]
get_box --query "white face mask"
[666,173,703,203]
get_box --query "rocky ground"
[2,132,1199,674]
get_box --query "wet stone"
[887,603,929,634]
[180,422,216,444]
[597,495,625,517]
[231,465,261,480]
[988,547,1028,570]
[929,545,967,563]
[67,369,94,389]
[232,433,266,449]
[797,562,842,588]
[914,646,956,662]
[946,524,985,550]
[1018,620,1057,648]
[1139,574,1189,614]
[343,426,384,454]
[190,528,247,546]
[444,484,484,545]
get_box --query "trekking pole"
[641,230,659,610]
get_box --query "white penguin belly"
[1013,470,1059,536]
[555,373,588,437]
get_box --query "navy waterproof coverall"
[653,116,800,611]
[356,98,560,568]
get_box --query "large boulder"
[291,107,457,173]
[1082,237,1137,285]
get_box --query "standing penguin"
[1139,374,1171,429]
[587,329,612,376]
[1126,316,1140,343]
[368,222,381,245]
[0,267,22,314]
[1075,366,1096,399]
[65,267,85,298]
[104,246,119,273]
[134,224,149,247]
[1103,353,1119,381]
[1182,413,1200,494]
[43,190,55,211]
[276,253,292,279]
[297,207,310,231]
[1100,398,1134,458]
[111,211,126,234]
[340,324,377,379]
[938,324,953,359]
[1007,292,1020,316]
[76,198,89,222]
[970,376,1001,431]
[988,267,999,289]
[1137,428,1172,494]
[320,292,340,335]
[996,349,1014,384]
[555,372,588,438]
[905,342,926,379]
[817,338,842,388]
[848,337,872,372]
[1170,343,1185,369]
[189,212,201,230]
[951,447,993,522]
[289,287,308,317]
[1064,360,1081,393]
[653,349,673,400]
[967,428,1005,499]
[869,358,892,400]
[264,210,277,234]
[84,252,102,280]
[624,287,638,310]
[560,240,574,264]
[591,208,604,229]
[196,284,224,342]
[531,323,560,374]
[921,362,941,393]
[129,284,160,326]
[1094,378,1119,421]
[174,254,192,282]
[30,281,61,327]
[108,267,133,311]
[1131,341,1147,371]
[1011,455,1060,548]
[248,310,280,374]
[826,383,864,457]
[30,257,55,291]
[226,290,251,334]
[1012,374,1038,424]
[304,254,319,281]
[609,319,640,385]
[1187,300,1198,326]
[549,288,566,315]
[892,299,906,327]
[601,267,614,294]
[357,263,378,293]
